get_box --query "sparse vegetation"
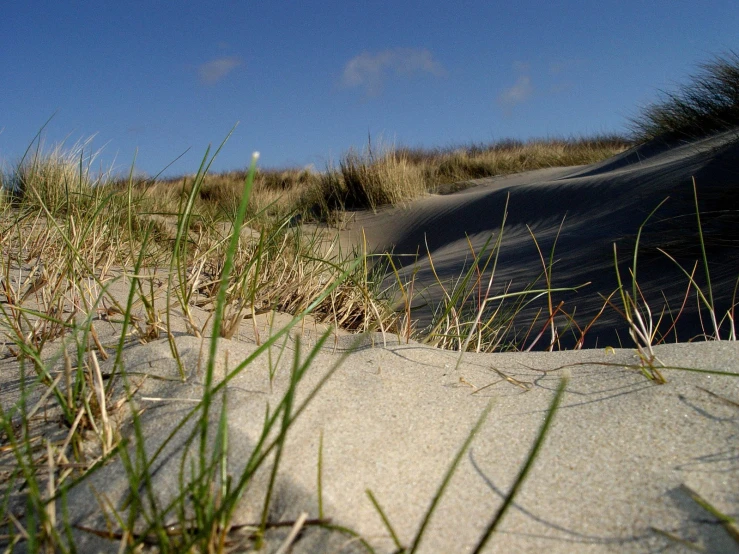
[135,134,630,219]
[1,49,738,550]
[630,50,739,142]
[0,142,400,551]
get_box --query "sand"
[2,130,738,553]
[345,130,739,348]
[62,333,739,553]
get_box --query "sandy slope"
[63,333,739,553]
[343,129,739,348]
[3,131,739,553]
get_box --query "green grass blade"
[258,336,301,539]
[680,484,739,544]
[199,151,259,478]
[366,489,404,551]
[317,430,324,520]
[408,401,493,554]
[472,376,567,553]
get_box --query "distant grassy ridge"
[136,134,631,220]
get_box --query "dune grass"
[0,122,618,549]
[134,134,630,221]
[630,50,739,142]
[0,137,398,551]
[1,49,738,548]
[607,177,738,386]
[0,131,583,552]
[0,147,735,551]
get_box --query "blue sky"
[1,1,737,177]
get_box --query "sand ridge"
[61,332,739,553]
[339,130,739,347]
[2,130,738,552]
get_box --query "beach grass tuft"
[630,50,739,142]
[134,134,630,220]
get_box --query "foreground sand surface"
[2,131,738,552]
[57,332,738,553]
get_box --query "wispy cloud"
[497,75,533,109]
[497,61,535,112]
[198,56,241,85]
[341,48,445,96]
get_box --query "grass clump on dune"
[315,142,427,211]
[630,50,739,142]
[4,136,110,212]
[1,144,397,338]
[0,137,401,550]
[136,135,630,220]
[312,134,630,213]
[395,134,631,188]
[139,165,322,222]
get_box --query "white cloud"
[198,56,242,85]
[497,75,533,109]
[341,48,445,96]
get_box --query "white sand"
[65,333,739,553]
[3,131,738,553]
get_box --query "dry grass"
[0,144,404,550]
[2,161,396,340]
[139,166,321,221]
[128,135,630,221]
[0,75,735,548]
[317,144,428,211]
[5,137,110,212]
[630,50,739,142]
[397,135,631,189]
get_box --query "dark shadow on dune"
[664,485,739,554]
[379,130,739,349]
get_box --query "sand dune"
[63,332,739,553]
[345,129,739,348]
[4,131,738,553]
